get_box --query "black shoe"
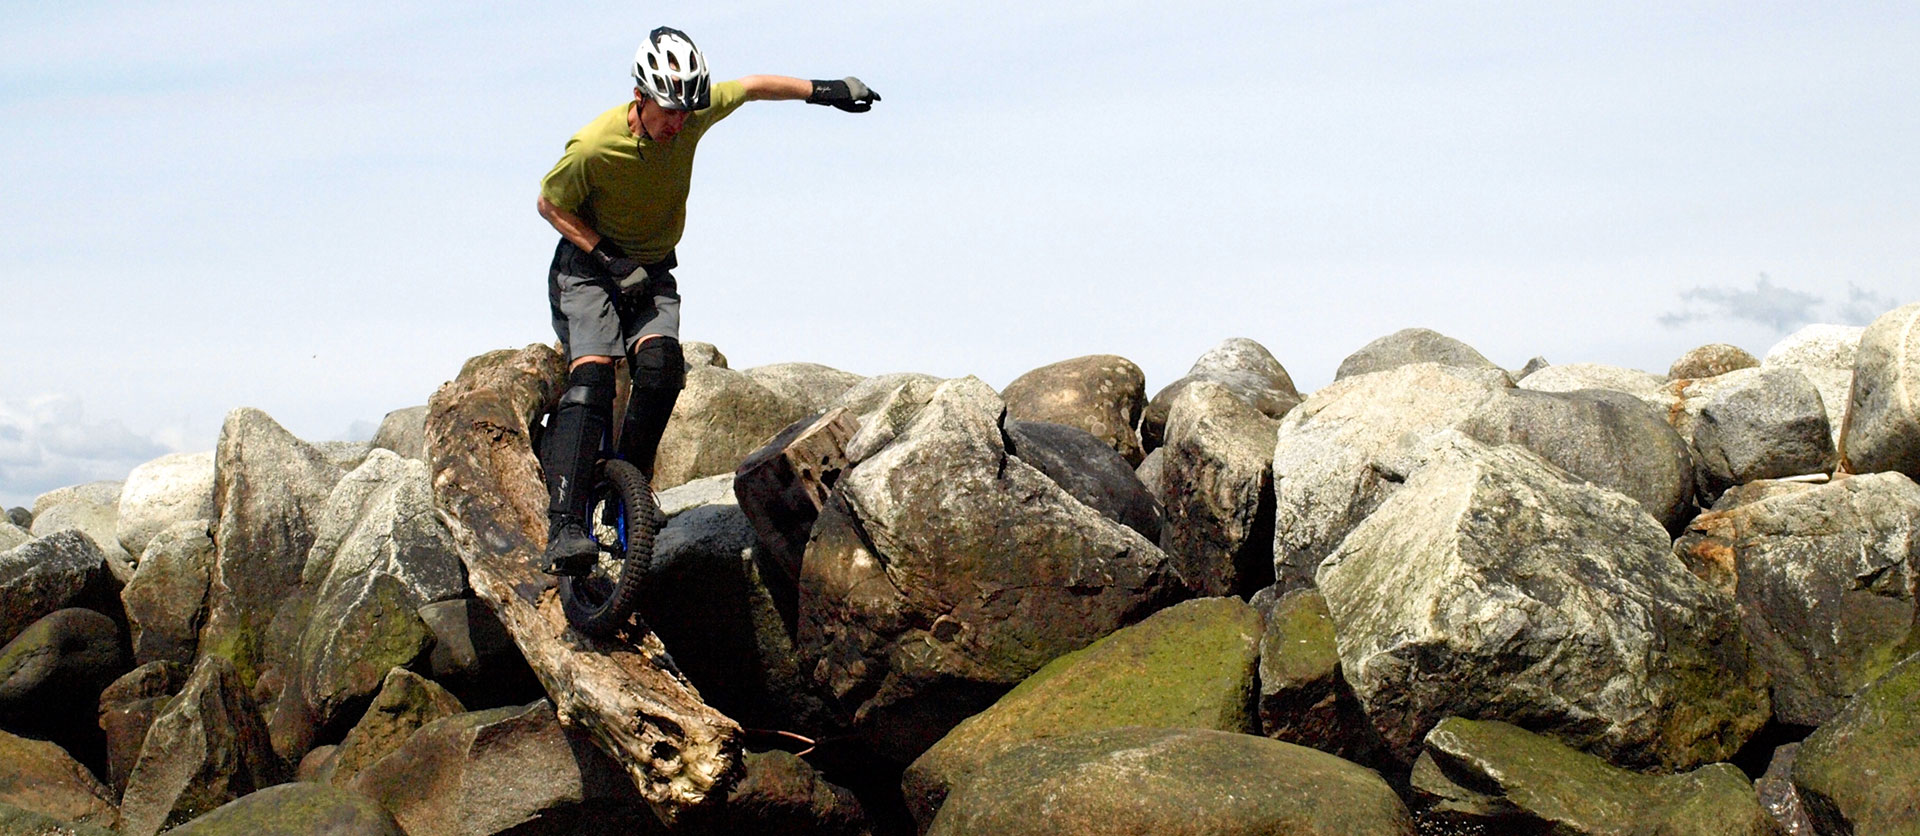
[541,518,600,577]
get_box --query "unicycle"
[557,454,664,637]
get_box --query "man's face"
[635,93,691,143]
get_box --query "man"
[537,26,879,575]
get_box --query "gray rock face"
[118,656,285,836]
[1411,718,1782,836]
[1317,434,1769,771]
[1335,327,1503,382]
[1004,420,1162,544]
[1670,343,1760,379]
[1456,387,1698,533]
[1254,588,1385,765]
[1840,302,1920,477]
[798,377,1185,762]
[1671,368,1835,495]
[1790,651,1920,836]
[1673,473,1920,726]
[162,782,406,836]
[348,700,658,836]
[683,340,727,369]
[0,608,130,770]
[99,661,189,794]
[840,375,941,464]
[116,451,216,558]
[656,364,812,490]
[122,519,214,666]
[30,482,132,583]
[744,362,865,413]
[371,405,429,461]
[1519,362,1678,412]
[1271,364,1502,590]
[0,728,117,829]
[1000,354,1148,465]
[925,727,1416,836]
[1157,381,1279,597]
[318,667,465,788]
[1765,324,1864,371]
[1141,338,1300,453]
[0,530,118,646]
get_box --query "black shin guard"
[542,362,616,521]
[618,338,686,480]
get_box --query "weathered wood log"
[424,344,741,824]
[733,409,860,590]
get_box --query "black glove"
[807,77,881,113]
[588,240,645,286]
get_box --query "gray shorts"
[547,239,681,361]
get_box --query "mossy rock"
[162,783,403,835]
[1791,651,1920,836]
[0,800,116,836]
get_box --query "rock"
[276,574,434,761]
[1790,651,1920,836]
[0,800,115,835]
[925,727,1415,836]
[903,597,1261,828]
[1134,446,1166,500]
[0,608,130,774]
[1271,363,1502,590]
[1456,387,1698,533]
[118,656,284,836]
[655,364,812,490]
[692,749,872,836]
[1519,362,1677,412]
[30,483,132,583]
[1254,588,1386,765]
[317,668,464,788]
[370,405,429,461]
[297,745,338,782]
[115,451,216,558]
[1841,302,1920,477]
[121,520,213,666]
[683,340,727,369]
[1670,368,1835,495]
[1765,324,1865,371]
[1004,419,1162,543]
[6,507,30,528]
[1335,327,1504,382]
[1411,717,1782,836]
[1000,354,1147,465]
[1671,343,1761,379]
[1156,381,1278,596]
[316,440,375,472]
[798,377,1185,762]
[732,411,858,626]
[840,375,941,464]
[0,519,27,552]
[198,407,344,702]
[163,782,404,836]
[417,598,543,710]
[348,700,658,836]
[30,482,120,522]
[1673,473,1920,727]
[1755,743,1815,836]
[0,531,119,647]
[1514,356,1551,380]
[0,729,117,829]
[744,362,865,413]
[1141,338,1300,453]
[1317,433,1769,771]
[98,661,190,794]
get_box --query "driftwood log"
[424,344,741,824]
[732,408,859,632]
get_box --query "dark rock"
[118,656,285,836]
[689,749,873,836]
[1000,354,1148,465]
[1790,651,1920,836]
[1004,419,1162,543]
[1671,343,1761,379]
[0,530,120,647]
[162,782,404,836]
[1155,380,1277,596]
[370,405,429,461]
[316,668,463,788]
[925,727,1415,836]
[1141,338,1300,453]
[0,608,130,775]
[0,729,117,829]
[0,800,115,835]
[1254,588,1387,765]
[5,507,30,529]
[1335,327,1504,382]
[1755,743,1815,836]
[417,598,543,710]
[120,519,213,666]
[97,660,189,794]
[1840,302,1920,476]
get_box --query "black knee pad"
[630,337,686,391]
[561,362,617,408]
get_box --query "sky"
[2,1,1916,507]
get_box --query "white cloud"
[0,394,176,509]
[1659,275,1826,333]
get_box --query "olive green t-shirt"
[541,79,748,263]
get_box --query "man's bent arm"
[738,75,813,102]
[537,195,600,252]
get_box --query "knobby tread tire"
[559,458,662,637]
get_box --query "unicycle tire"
[558,458,662,637]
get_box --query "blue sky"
[3,2,1916,507]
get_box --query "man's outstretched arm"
[740,74,881,111]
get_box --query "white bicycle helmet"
[632,26,710,111]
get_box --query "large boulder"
[840,375,942,464]
[0,801,115,835]
[1271,363,1502,590]
[115,451,215,559]
[1003,419,1161,543]
[117,656,284,836]
[0,729,117,829]
[1156,381,1278,596]
[98,661,189,794]
[1519,362,1677,413]
[1317,434,1769,771]
[0,608,129,773]
[1790,651,1920,836]
[1766,324,1865,370]
[999,354,1148,465]
[0,530,119,646]
[162,782,404,836]
[121,520,213,666]
[743,362,865,414]
[30,482,132,582]
[316,667,465,788]
[904,597,1262,829]
[925,727,1415,836]
[1669,367,1835,495]
[1141,338,1300,453]
[1840,301,1920,477]
[1455,387,1698,533]
[1254,587,1386,765]
[347,700,658,836]
[798,377,1186,762]
[1674,473,1920,727]
[1335,327,1504,381]
[1670,343,1760,379]
[1411,717,1782,836]
[370,405,429,461]
[655,365,813,490]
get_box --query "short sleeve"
[694,80,750,129]
[540,139,591,214]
